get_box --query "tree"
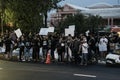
[87,15,102,33]
[4,0,44,32]
[0,0,63,33]
[58,15,75,33]
[0,0,6,34]
[58,13,103,35]
[58,13,86,34]
[40,0,63,28]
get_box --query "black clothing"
[4,38,12,54]
[18,38,25,61]
[32,38,39,61]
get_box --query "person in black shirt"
[42,36,48,62]
[73,36,80,64]
[18,35,25,61]
[4,36,12,59]
[88,35,96,57]
[32,35,40,61]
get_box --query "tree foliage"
[40,0,63,28]
[0,0,63,33]
[58,13,102,34]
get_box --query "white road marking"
[74,73,96,78]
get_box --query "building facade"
[50,3,120,27]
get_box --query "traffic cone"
[45,50,51,64]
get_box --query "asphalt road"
[0,60,120,80]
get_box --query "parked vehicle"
[106,50,120,65]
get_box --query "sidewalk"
[0,53,4,60]
[98,60,106,64]
[0,53,18,61]
[0,53,107,66]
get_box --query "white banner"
[0,47,5,53]
[65,28,74,36]
[39,28,49,35]
[14,28,22,38]
[65,28,69,36]
[48,27,54,32]
[85,30,90,36]
[69,25,75,31]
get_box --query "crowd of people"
[0,30,120,66]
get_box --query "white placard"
[117,32,120,37]
[48,27,54,32]
[65,28,69,36]
[0,47,5,53]
[65,28,74,36]
[69,29,74,36]
[85,30,90,36]
[39,28,49,35]
[14,28,22,38]
[69,25,75,31]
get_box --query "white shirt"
[82,43,89,54]
[99,37,108,51]
[99,37,108,46]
